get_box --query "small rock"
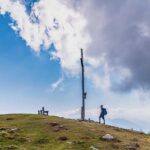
[8,128,20,133]
[59,125,64,128]
[67,141,73,145]
[53,125,68,132]
[11,128,19,131]
[102,134,114,140]
[90,146,99,150]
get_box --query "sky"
[0,0,150,132]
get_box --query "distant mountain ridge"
[107,118,150,133]
[108,118,141,130]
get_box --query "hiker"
[99,105,107,124]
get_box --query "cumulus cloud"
[0,0,91,74]
[1,0,150,93]
[79,0,150,92]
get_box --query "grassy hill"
[0,114,150,150]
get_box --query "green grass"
[0,114,150,150]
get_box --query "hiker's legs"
[102,116,105,124]
[103,117,105,125]
[99,116,101,124]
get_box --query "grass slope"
[0,114,150,150]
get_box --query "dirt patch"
[58,136,68,141]
[49,122,59,127]
[6,118,14,121]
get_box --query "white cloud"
[86,67,111,92]
[80,0,150,91]
[0,0,133,93]
[0,0,110,93]
[56,108,80,118]
[48,76,64,93]
[1,0,150,94]
[0,0,91,74]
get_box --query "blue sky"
[1,0,150,132]
[0,13,87,114]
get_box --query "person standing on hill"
[99,105,107,124]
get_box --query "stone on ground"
[90,146,99,150]
[102,134,114,140]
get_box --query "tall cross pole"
[80,49,86,121]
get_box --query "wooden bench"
[38,107,49,115]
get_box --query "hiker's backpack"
[103,108,107,115]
